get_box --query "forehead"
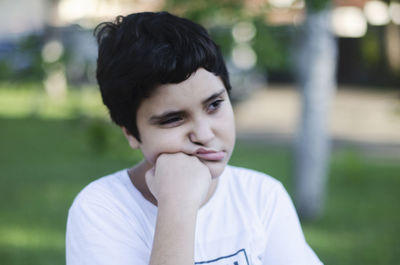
[139,69,226,114]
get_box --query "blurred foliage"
[18,35,46,81]
[305,0,331,11]
[361,30,381,66]
[208,21,292,72]
[164,0,399,86]
[0,0,397,87]
[0,35,45,82]
[84,118,114,153]
[164,0,293,73]
[0,82,106,119]
[164,0,244,22]
[0,31,75,84]
[0,62,13,80]
[207,26,233,58]
[252,21,293,71]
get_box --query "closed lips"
[195,148,225,161]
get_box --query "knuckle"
[158,153,168,160]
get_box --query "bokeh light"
[232,44,257,70]
[232,22,256,43]
[363,0,390,26]
[389,2,400,25]
[332,7,367,38]
[41,40,64,63]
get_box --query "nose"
[189,117,215,145]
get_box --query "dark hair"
[94,11,231,141]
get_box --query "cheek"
[218,107,236,143]
[140,130,186,163]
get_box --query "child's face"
[130,68,235,178]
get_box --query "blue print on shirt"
[195,249,249,265]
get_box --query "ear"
[122,127,140,149]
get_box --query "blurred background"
[0,0,399,264]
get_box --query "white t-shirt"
[66,165,323,265]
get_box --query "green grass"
[1,117,399,265]
[0,117,141,264]
[0,83,106,119]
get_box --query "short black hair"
[94,11,231,141]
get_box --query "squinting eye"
[208,99,224,112]
[159,116,183,126]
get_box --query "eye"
[207,99,224,113]
[159,116,184,127]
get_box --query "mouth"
[195,148,225,161]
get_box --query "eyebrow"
[149,88,226,123]
[202,88,226,105]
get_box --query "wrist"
[157,197,201,212]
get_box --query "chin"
[205,162,227,179]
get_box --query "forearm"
[149,201,198,265]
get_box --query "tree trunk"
[293,7,337,221]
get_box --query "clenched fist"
[145,153,212,209]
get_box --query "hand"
[145,153,212,209]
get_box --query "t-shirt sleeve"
[261,183,323,265]
[66,195,150,265]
